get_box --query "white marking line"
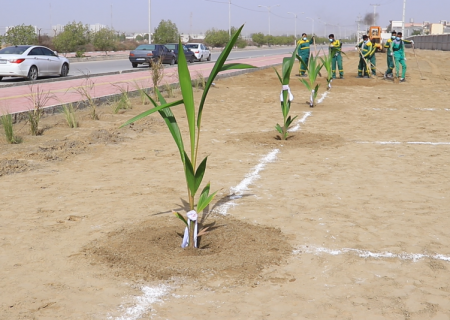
[214,149,279,215]
[357,141,450,145]
[317,91,329,104]
[110,285,170,320]
[294,245,450,263]
[288,111,312,132]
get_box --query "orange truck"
[369,26,383,52]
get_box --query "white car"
[185,43,211,62]
[0,45,70,81]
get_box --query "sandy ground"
[1,49,450,320]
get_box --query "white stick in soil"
[294,245,450,263]
[214,149,279,215]
[111,285,170,320]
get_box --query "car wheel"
[132,63,138,68]
[207,54,211,61]
[27,66,38,81]
[60,63,69,77]
[199,55,203,62]
[170,58,175,66]
[188,56,194,63]
[0,76,3,81]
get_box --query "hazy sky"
[0,0,448,36]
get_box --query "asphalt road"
[0,44,351,86]
[69,46,300,76]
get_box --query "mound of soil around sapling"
[85,214,293,285]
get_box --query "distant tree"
[53,21,90,54]
[3,24,37,45]
[153,20,179,43]
[143,34,149,41]
[235,38,247,48]
[117,33,126,42]
[135,35,144,41]
[265,35,275,46]
[93,28,117,54]
[205,28,229,47]
[252,32,266,47]
[412,29,422,36]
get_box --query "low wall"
[407,34,450,51]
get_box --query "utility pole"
[356,15,362,42]
[49,3,52,32]
[190,12,193,39]
[287,12,297,41]
[148,0,151,44]
[38,28,42,45]
[402,0,406,36]
[370,4,380,25]
[228,0,231,38]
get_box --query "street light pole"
[258,4,280,36]
[229,0,231,38]
[305,17,314,35]
[148,0,151,44]
[287,12,297,41]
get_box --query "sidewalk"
[0,54,292,115]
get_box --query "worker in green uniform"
[384,31,397,78]
[329,34,343,79]
[356,35,372,78]
[296,33,314,77]
[368,38,377,76]
[391,32,414,82]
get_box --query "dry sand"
[1,49,450,320]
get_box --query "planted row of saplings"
[275,49,334,140]
[118,25,334,249]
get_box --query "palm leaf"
[177,37,196,160]
[120,98,184,128]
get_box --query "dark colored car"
[164,44,195,64]
[129,44,176,68]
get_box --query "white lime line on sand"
[214,149,280,215]
[109,285,170,320]
[357,141,450,145]
[215,111,313,215]
[288,111,312,132]
[294,245,450,263]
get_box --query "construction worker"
[297,33,314,77]
[384,31,397,78]
[329,34,343,79]
[368,38,377,76]
[356,35,372,78]
[391,32,414,82]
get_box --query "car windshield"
[165,44,177,50]
[185,44,198,49]
[0,46,31,54]
[135,45,156,51]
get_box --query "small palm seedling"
[299,53,323,108]
[273,46,298,140]
[121,25,255,248]
[320,53,333,90]
[134,81,150,105]
[73,72,99,120]
[62,103,78,128]
[1,112,20,144]
[112,83,131,114]
[26,84,55,135]
[164,82,175,98]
